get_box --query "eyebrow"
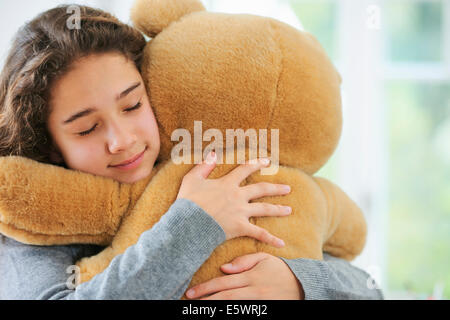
[62,82,142,125]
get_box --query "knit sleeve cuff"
[153,198,227,255]
[280,257,331,300]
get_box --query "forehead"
[49,53,140,113]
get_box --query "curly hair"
[0,5,147,166]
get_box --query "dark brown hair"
[0,5,147,166]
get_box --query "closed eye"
[77,101,143,137]
[124,101,142,112]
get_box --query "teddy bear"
[0,0,367,296]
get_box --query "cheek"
[138,107,160,142]
[64,143,104,171]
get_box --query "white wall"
[0,0,134,68]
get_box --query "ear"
[130,0,206,38]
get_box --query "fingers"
[246,202,292,218]
[187,151,217,179]
[200,287,257,300]
[242,182,291,201]
[221,252,270,274]
[186,274,248,299]
[245,223,285,248]
[224,158,271,185]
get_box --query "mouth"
[109,147,147,169]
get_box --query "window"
[387,80,450,298]
[383,0,450,299]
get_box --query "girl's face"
[47,52,160,184]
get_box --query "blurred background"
[0,0,449,299]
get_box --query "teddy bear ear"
[131,0,206,38]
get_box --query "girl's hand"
[176,152,292,248]
[186,252,305,300]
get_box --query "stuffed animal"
[0,0,367,296]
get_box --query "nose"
[106,120,137,154]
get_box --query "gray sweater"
[0,198,383,300]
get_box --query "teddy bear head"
[131,0,342,175]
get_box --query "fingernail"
[260,158,270,166]
[284,206,292,214]
[222,263,233,269]
[186,289,195,298]
[276,239,285,247]
[206,151,217,164]
[283,185,291,193]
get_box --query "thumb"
[221,253,269,274]
[188,151,217,179]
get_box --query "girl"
[0,5,383,300]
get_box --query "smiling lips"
[110,147,147,169]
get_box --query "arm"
[0,198,225,300]
[280,254,384,300]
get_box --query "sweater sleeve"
[0,198,226,300]
[280,254,384,300]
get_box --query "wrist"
[295,277,305,300]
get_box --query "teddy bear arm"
[0,156,140,245]
[313,177,367,261]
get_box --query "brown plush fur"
[0,0,366,297]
